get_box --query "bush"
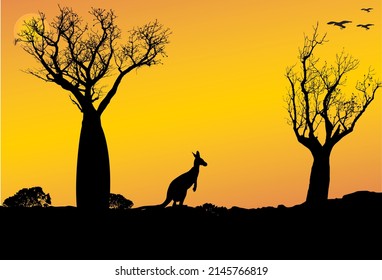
[3,186,51,207]
[109,193,133,210]
[197,203,228,216]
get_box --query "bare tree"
[285,24,380,205]
[16,6,171,210]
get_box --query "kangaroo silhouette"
[135,151,207,210]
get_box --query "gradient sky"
[1,0,381,208]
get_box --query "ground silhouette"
[0,190,380,260]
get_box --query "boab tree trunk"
[76,110,110,210]
[306,148,331,205]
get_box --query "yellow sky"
[1,0,381,208]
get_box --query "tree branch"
[285,23,380,152]
[98,20,171,115]
[15,7,171,116]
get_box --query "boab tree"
[15,6,171,210]
[285,25,380,205]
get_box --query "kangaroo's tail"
[134,196,172,211]
[133,205,160,210]
[158,196,172,208]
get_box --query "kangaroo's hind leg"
[178,191,187,207]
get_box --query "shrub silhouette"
[3,186,51,207]
[109,193,133,210]
[197,203,228,216]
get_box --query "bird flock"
[327,7,375,30]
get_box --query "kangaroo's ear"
[196,151,200,156]
[192,152,196,157]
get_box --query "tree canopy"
[15,6,171,115]
[285,24,380,149]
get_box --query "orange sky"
[1,0,381,208]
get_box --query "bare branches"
[98,20,171,115]
[285,23,380,150]
[16,12,58,81]
[114,20,171,70]
[16,6,170,115]
[69,93,83,112]
[286,24,326,147]
[85,8,121,86]
[344,69,381,131]
[299,23,327,63]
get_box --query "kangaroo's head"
[193,151,208,167]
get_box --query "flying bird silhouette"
[357,23,374,30]
[327,20,352,29]
[361,8,373,13]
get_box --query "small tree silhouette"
[3,186,51,207]
[285,24,381,205]
[15,6,171,210]
[109,193,133,210]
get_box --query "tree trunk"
[306,148,331,206]
[76,110,110,210]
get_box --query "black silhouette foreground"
[1,190,381,260]
[357,23,374,30]
[135,151,207,210]
[327,20,352,29]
